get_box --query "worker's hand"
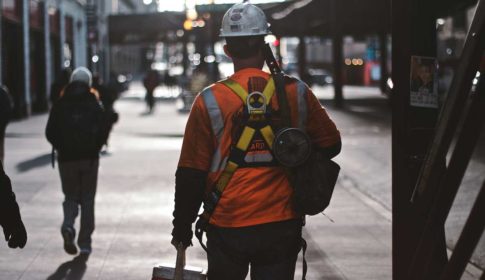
[0,172,28,249]
[3,218,27,249]
[171,225,192,250]
[1,197,28,249]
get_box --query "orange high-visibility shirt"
[178,68,340,227]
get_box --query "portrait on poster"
[410,56,439,108]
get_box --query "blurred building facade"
[0,0,158,118]
[87,0,158,86]
[1,0,88,117]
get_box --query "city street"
[0,84,483,279]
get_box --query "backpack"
[289,150,340,215]
[56,87,103,155]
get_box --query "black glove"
[3,209,27,249]
[0,171,27,249]
[171,167,206,249]
[171,224,193,249]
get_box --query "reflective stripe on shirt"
[296,80,308,130]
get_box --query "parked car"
[308,69,333,86]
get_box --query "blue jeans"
[206,219,302,280]
[58,159,99,251]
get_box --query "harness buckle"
[247,91,266,116]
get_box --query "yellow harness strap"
[262,78,275,104]
[221,77,275,105]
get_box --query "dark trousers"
[58,159,99,251]
[145,90,155,112]
[206,219,302,280]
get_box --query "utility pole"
[379,33,388,94]
[331,0,344,108]
[391,0,447,278]
[22,0,31,116]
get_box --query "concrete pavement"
[0,84,482,279]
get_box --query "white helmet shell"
[70,66,92,87]
[220,3,270,37]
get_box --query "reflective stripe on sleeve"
[201,88,224,141]
[296,80,308,130]
[201,88,226,172]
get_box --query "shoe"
[61,227,78,255]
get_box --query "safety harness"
[195,78,277,249]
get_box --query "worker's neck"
[232,56,265,73]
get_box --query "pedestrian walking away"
[171,3,342,280]
[143,69,160,113]
[46,66,109,257]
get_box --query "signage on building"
[409,56,439,108]
[108,12,185,45]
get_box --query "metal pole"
[182,33,188,77]
[440,180,485,280]
[298,36,307,84]
[408,52,485,279]
[22,0,31,116]
[379,33,388,94]
[43,1,52,109]
[412,0,485,204]
[392,0,441,277]
[59,2,66,69]
[331,0,343,108]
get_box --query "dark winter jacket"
[0,86,13,128]
[46,81,108,162]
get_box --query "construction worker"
[171,3,341,279]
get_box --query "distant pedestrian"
[143,70,160,113]
[93,75,119,151]
[0,86,13,162]
[50,68,72,104]
[0,159,28,249]
[46,67,109,256]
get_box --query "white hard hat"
[70,66,92,87]
[220,3,270,37]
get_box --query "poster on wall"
[410,56,439,108]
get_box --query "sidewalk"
[0,85,480,279]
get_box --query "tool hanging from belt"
[195,77,276,251]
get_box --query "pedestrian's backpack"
[57,87,102,155]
